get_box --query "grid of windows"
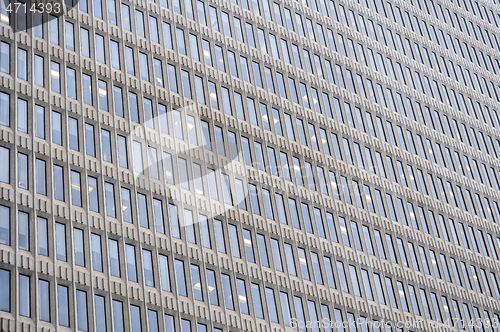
[2,0,500,331]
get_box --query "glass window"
[184,209,196,244]
[17,48,27,80]
[117,135,128,168]
[243,229,255,262]
[164,314,175,332]
[175,259,187,296]
[251,283,264,319]
[17,152,28,190]
[91,233,103,272]
[17,211,29,251]
[148,310,159,332]
[113,300,125,332]
[130,305,142,332]
[35,105,45,139]
[18,274,30,317]
[207,269,219,306]
[178,158,189,190]
[68,117,79,151]
[35,159,46,195]
[69,171,82,208]
[0,147,8,186]
[51,114,65,149]
[109,238,120,277]
[173,109,183,139]
[0,42,10,75]
[53,165,65,201]
[55,285,70,328]
[137,193,149,228]
[257,234,269,267]
[214,219,226,253]
[55,222,67,261]
[191,264,203,301]
[94,295,106,332]
[76,290,88,331]
[39,279,50,321]
[17,98,28,133]
[139,52,149,81]
[169,204,180,238]
[168,64,178,92]
[125,46,135,75]
[98,80,108,111]
[228,224,240,257]
[284,243,296,276]
[34,54,45,87]
[181,70,192,98]
[85,123,95,157]
[143,249,155,287]
[105,182,116,218]
[159,254,170,291]
[33,216,45,256]
[126,244,137,282]
[0,269,9,313]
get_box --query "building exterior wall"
[1,0,500,331]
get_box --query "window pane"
[72,229,86,267]
[143,249,155,287]
[109,238,120,277]
[39,279,50,321]
[58,285,69,326]
[76,290,88,331]
[95,295,106,332]
[113,300,125,332]
[55,222,67,262]
[105,182,116,217]
[53,165,65,201]
[17,211,29,251]
[175,259,187,296]
[159,254,170,291]
[137,193,149,228]
[37,217,48,256]
[126,244,137,282]
[92,233,103,272]
[88,176,99,212]
[0,147,8,185]
[19,274,30,317]
[130,305,142,332]
[70,171,82,207]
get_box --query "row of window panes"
[2,246,500,330]
[2,0,500,147]
[2,194,500,301]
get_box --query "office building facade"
[1,0,500,330]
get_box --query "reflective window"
[58,285,69,326]
[39,279,50,322]
[105,182,116,218]
[92,233,103,272]
[159,254,170,291]
[94,295,106,332]
[109,238,120,277]
[143,249,155,287]
[76,290,88,331]
[126,244,137,282]
[55,222,67,262]
[37,217,49,256]
[19,274,30,317]
[16,211,28,251]
[191,264,203,301]
[175,259,187,296]
[130,305,142,332]
[113,300,125,332]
